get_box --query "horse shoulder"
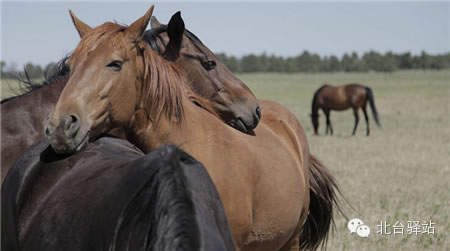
[258,99,309,164]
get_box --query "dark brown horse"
[2,137,235,251]
[46,7,340,250]
[1,12,259,182]
[1,64,69,180]
[311,83,381,136]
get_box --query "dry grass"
[238,70,449,250]
[1,79,22,99]
[1,78,45,99]
[1,71,448,249]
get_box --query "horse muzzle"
[45,114,89,154]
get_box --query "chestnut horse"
[311,83,381,136]
[0,12,259,182]
[46,7,339,250]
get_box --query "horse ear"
[69,10,93,38]
[128,5,154,40]
[150,16,161,29]
[162,11,185,61]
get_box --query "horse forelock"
[71,22,127,61]
[138,40,218,125]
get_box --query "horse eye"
[106,61,123,71]
[202,61,216,71]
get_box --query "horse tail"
[299,154,342,251]
[365,87,381,127]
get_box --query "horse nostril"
[70,115,78,124]
[45,127,50,136]
[255,105,261,120]
[64,114,81,138]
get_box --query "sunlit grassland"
[238,70,449,250]
[1,78,44,99]
[1,70,448,250]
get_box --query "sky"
[1,1,449,68]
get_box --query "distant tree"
[444,53,450,68]
[241,54,264,72]
[381,52,396,72]
[362,51,384,71]
[213,50,450,73]
[24,62,44,79]
[396,52,413,69]
[0,61,5,73]
[259,52,269,72]
[284,57,297,73]
[294,50,321,72]
[266,55,285,72]
[329,55,341,72]
[341,52,365,72]
[418,51,431,70]
[227,56,242,72]
[341,53,353,72]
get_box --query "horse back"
[344,83,369,107]
[317,85,351,110]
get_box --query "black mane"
[112,146,201,250]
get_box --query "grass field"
[238,70,449,250]
[1,78,43,99]
[1,70,449,250]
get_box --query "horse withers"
[311,83,381,136]
[1,137,235,251]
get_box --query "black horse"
[2,137,235,251]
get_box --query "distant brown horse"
[45,7,339,250]
[311,83,381,136]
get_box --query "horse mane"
[137,33,217,124]
[0,57,70,104]
[111,146,200,250]
[2,21,217,125]
[311,84,328,116]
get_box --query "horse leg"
[362,104,370,136]
[324,109,332,135]
[327,112,333,135]
[352,108,359,136]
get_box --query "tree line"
[0,61,60,79]
[1,50,450,79]
[216,51,450,73]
